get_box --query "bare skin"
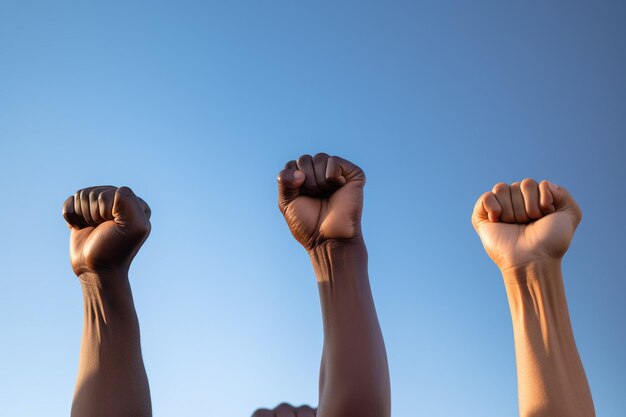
[62,186,152,417]
[252,402,317,417]
[472,179,595,417]
[253,154,391,417]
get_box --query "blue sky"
[1,1,625,416]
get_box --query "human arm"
[62,186,152,417]
[273,153,390,417]
[472,179,594,417]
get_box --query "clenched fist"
[277,153,365,251]
[252,403,316,417]
[472,179,582,272]
[62,186,151,278]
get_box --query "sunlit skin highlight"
[472,179,595,417]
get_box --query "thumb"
[113,186,151,229]
[547,181,582,225]
[277,169,305,213]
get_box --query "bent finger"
[492,183,514,223]
[89,186,115,224]
[312,152,333,194]
[98,188,116,221]
[277,168,305,212]
[297,154,319,195]
[295,405,316,417]
[538,180,555,214]
[510,182,530,223]
[62,196,84,229]
[520,178,542,220]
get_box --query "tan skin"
[62,186,152,417]
[253,154,391,417]
[472,179,595,417]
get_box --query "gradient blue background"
[1,1,624,416]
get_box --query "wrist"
[501,260,569,328]
[309,238,367,283]
[500,257,562,287]
[79,271,135,311]
[78,268,129,287]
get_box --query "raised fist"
[252,403,316,417]
[472,179,582,272]
[277,153,365,251]
[62,186,151,278]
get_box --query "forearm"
[72,273,151,417]
[502,261,594,417]
[310,239,390,417]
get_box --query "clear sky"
[1,1,625,416]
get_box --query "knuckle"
[277,169,289,182]
[296,405,315,411]
[116,186,133,197]
[492,182,508,193]
[521,178,537,189]
[61,197,73,214]
[480,191,492,201]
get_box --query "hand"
[472,179,582,272]
[277,153,365,251]
[62,186,151,278]
[252,403,316,417]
